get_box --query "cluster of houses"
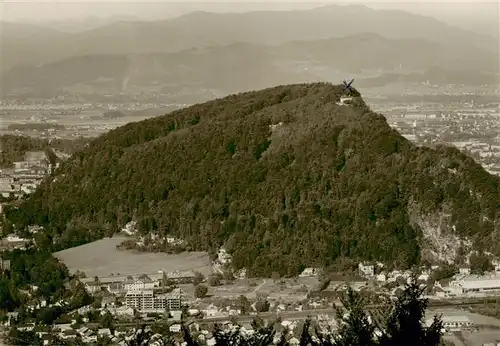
[120,221,187,250]
[8,309,336,346]
[357,262,432,283]
[357,259,500,298]
[0,150,58,198]
[0,225,46,251]
[12,320,115,344]
[10,310,184,345]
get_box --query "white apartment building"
[126,288,182,312]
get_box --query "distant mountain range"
[1,33,497,98]
[0,4,496,76]
[27,15,143,33]
[355,68,500,88]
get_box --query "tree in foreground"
[332,286,377,346]
[378,280,443,346]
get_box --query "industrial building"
[426,315,474,332]
[449,275,500,295]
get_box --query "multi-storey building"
[126,290,155,310]
[165,288,182,310]
[125,288,182,312]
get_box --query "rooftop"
[442,315,472,323]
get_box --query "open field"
[53,236,212,278]
[206,277,320,302]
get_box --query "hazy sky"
[1,0,498,31]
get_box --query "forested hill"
[6,83,500,277]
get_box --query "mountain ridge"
[0,4,495,74]
[6,83,500,277]
[1,35,496,98]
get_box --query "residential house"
[234,268,247,279]
[418,273,430,282]
[459,267,471,275]
[98,328,112,337]
[84,281,102,294]
[359,263,375,277]
[202,303,221,317]
[24,151,49,167]
[492,260,500,273]
[170,310,182,321]
[217,248,232,265]
[121,221,137,235]
[299,268,319,277]
[169,324,182,333]
[124,274,156,291]
[5,312,19,326]
[106,282,123,295]
[241,323,254,335]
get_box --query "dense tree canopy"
[6,83,500,277]
[0,247,77,316]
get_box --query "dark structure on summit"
[342,79,355,95]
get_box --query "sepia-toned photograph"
[0,1,499,345]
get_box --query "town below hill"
[3,233,500,345]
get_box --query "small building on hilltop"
[336,97,353,106]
